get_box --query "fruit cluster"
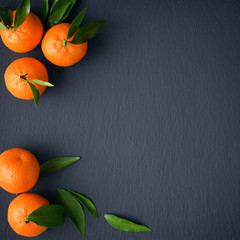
[0,0,151,238]
[0,148,83,237]
[0,147,151,238]
[1,0,106,106]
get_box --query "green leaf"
[47,1,72,27]
[50,0,59,13]
[0,22,7,30]
[26,204,65,228]
[50,0,76,22]
[27,82,40,106]
[71,20,107,45]
[40,157,80,174]
[41,0,49,23]
[30,79,54,87]
[0,7,13,27]
[59,0,76,22]
[67,190,98,218]
[67,8,87,40]
[14,0,31,29]
[58,189,85,237]
[104,214,151,232]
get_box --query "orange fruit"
[8,193,49,237]
[41,23,88,67]
[4,57,49,100]
[0,11,44,53]
[0,148,40,194]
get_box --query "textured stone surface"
[1,0,240,239]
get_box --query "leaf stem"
[6,25,14,30]
[20,74,28,80]
[62,39,68,48]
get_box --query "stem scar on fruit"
[20,74,28,80]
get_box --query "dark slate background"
[1,0,240,239]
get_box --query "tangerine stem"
[24,220,29,224]
[20,74,28,81]
[62,39,68,48]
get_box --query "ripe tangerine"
[4,57,49,100]
[8,193,49,237]
[41,23,88,67]
[0,148,40,194]
[0,11,43,53]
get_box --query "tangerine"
[8,193,49,237]
[4,57,49,100]
[0,148,40,194]
[41,23,88,67]
[0,11,44,53]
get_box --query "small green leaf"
[0,7,13,27]
[60,0,76,22]
[30,79,54,87]
[26,204,65,228]
[50,0,59,14]
[50,0,76,23]
[40,157,80,174]
[41,0,49,23]
[58,189,85,237]
[104,214,151,232]
[14,0,31,29]
[67,8,87,39]
[47,1,71,27]
[27,82,40,106]
[67,190,98,218]
[0,22,7,30]
[50,0,68,14]
[71,20,107,45]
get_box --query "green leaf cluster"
[64,8,107,45]
[41,0,76,27]
[25,189,99,238]
[24,190,151,235]
[58,189,98,237]
[41,1,106,45]
[24,153,151,235]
